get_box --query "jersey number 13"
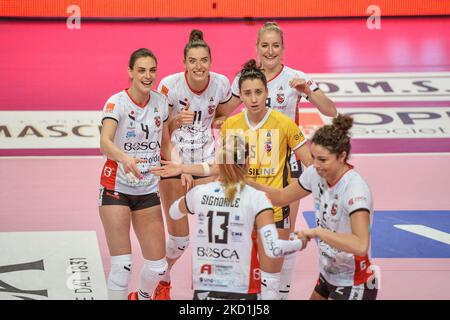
[207,211,230,244]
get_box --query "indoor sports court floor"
[1,17,450,299]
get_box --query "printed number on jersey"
[207,211,230,244]
[194,110,202,123]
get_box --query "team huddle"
[98,22,378,301]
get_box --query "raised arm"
[306,89,337,117]
[289,77,337,117]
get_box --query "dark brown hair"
[184,29,211,59]
[238,59,267,90]
[312,114,353,160]
[129,48,157,69]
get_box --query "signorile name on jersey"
[201,195,240,208]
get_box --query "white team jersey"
[185,181,273,294]
[232,65,318,125]
[299,165,374,287]
[100,90,169,195]
[158,72,232,164]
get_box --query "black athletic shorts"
[314,273,378,300]
[275,208,291,229]
[99,187,160,211]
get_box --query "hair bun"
[241,59,258,72]
[332,114,353,135]
[189,29,204,42]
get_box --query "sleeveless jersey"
[299,165,374,287]
[100,90,169,195]
[185,181,273,294]
[158,72,232,164]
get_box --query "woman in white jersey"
[154,29,236,299]
[248,115,378,300]
[216,21,337,299]
[169,135,306,300]
[99,48,173,300]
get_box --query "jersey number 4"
[207,211,229,244]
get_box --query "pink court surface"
[1,17,450,300]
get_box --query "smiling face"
[257,30,284,71]
[184,47,211,85]
[239,78,268,117]
[311,143,347,184]
[128,56,157,95]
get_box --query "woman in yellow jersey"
[152,59,313,299]
[220,60,312,297]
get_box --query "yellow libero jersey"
[221,108,306,222]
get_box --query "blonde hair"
[217,135,248,201]
[257,21,284,47]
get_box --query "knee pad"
[139,258,169,298]
[166,235,190,260]
[260,271,281,300]
[142,258,169,277]
[107,254,132,291]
